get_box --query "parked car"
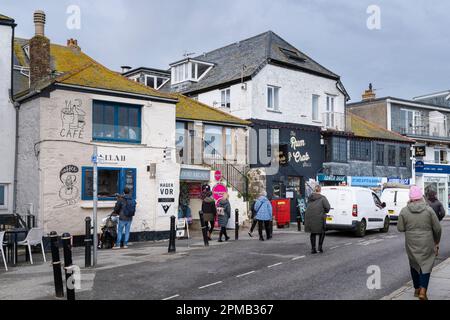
[321,187,390,237]
[380,188,410,222]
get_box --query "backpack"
[123,198,137,217]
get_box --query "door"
[322,189,352,226]
[371,192,386,228]
[359,190,377,230]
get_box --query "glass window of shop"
[204,125,223,157]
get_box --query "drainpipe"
[9,23,19,214]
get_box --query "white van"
[321,187,390,237]
[380,188,410,222]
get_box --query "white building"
[12,12,181,242]
[0,14,16,214]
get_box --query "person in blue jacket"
[254,191,273,241]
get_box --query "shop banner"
[158,181,176,217]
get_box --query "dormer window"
[145,75,169,90]
[23,44,30,59]
[170,59,214,85]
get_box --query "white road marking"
[344,242,353,246]
[162,294,180,300]
[292,256,306,261]
[236,271,256,278]
[268,262,283,268]
[199,281,223,289]
[330,246,340,250]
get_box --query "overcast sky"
[2,0,449,101]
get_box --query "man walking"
[304,185,330,254]
[113,187,136,249]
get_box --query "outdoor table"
[5,228,28,267]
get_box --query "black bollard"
[235,209,239,240]
[85,217,92,268]
[49,231,64,298]
[297,214,302,232]
[199,211,209,247]
[62,233,75,301]
[168,216,176,253]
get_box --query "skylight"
[279,47,306,63]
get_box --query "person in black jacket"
[248,201,258,237]
[201,191,217,240]
[426,190,446,222]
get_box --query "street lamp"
[410,146,416,185]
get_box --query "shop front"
[179,167,211,224]
[415,163,450,216]
[317,174,347,186]
[249,120,324,222]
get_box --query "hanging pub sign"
[414,146,426,157]
[158,181,176,217]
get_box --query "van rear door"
[322,188,352,226]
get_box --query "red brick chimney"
[29,10,51,87]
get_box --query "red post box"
[271,199,291,228]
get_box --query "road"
[79,221,450,300]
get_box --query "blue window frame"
[93,100,142,143]
[81,167,137,201]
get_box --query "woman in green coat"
[397,186,442,300]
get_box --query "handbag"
[217,207,225,216]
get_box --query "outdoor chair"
[16,228,46,265]
[0,231,7,271]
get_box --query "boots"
[218,230,223,242]
[414,289,420,298]
[310,234,317,254]
[318,233,325,253]
[418,288,428,300]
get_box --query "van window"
[372,193,383,209]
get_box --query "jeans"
[116,219,132,247]
[410,267,431,290]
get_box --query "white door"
[371,192,386,228]
[359,190,377,230]
[323,189,352,226]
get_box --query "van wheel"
[355,219,367,237]
[380,217,390,233]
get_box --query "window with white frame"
[0,184,7,209]
[171,60,214,85]
[145,75,169,90]
[312,95,320,121]
[267,86,280,111]
[325,95,335,127]
[221,88,231,108]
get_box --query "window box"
[81,167,137,201]
[93,101,141,144]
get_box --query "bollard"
[85,217,92,268]
[62,233,75,301]
[199,211,209,247]
[235,209,239,240]
[297,214,302,232]
[168,216,176,253]
[49,231,64,298]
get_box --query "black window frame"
[350,139,371,161]
[399,146,408,167]
[375,144,385,166]
[388,145,396,166]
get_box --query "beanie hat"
[409,186,423,201]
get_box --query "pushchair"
[98,213,118,249]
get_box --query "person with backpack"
[113,187,136,249]
[425,189,446,222]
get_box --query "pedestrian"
[304,185,330,254]
[201,191,217,240]
[217,192,231,242]
[397,186,442,300]
[113,187,136,249]
[248,200,258,237]
[297,195,307,231]
[254,191,273,241]
[425,189,446,222]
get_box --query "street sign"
[91,155,98,164]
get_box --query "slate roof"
[163,31,342,94]
[13,38,176,101]
[348,112,414,143]
[0,13,15,25]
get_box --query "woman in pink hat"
[397,186,442,300]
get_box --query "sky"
[2,0,449,102]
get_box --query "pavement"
[1,221,449,300]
